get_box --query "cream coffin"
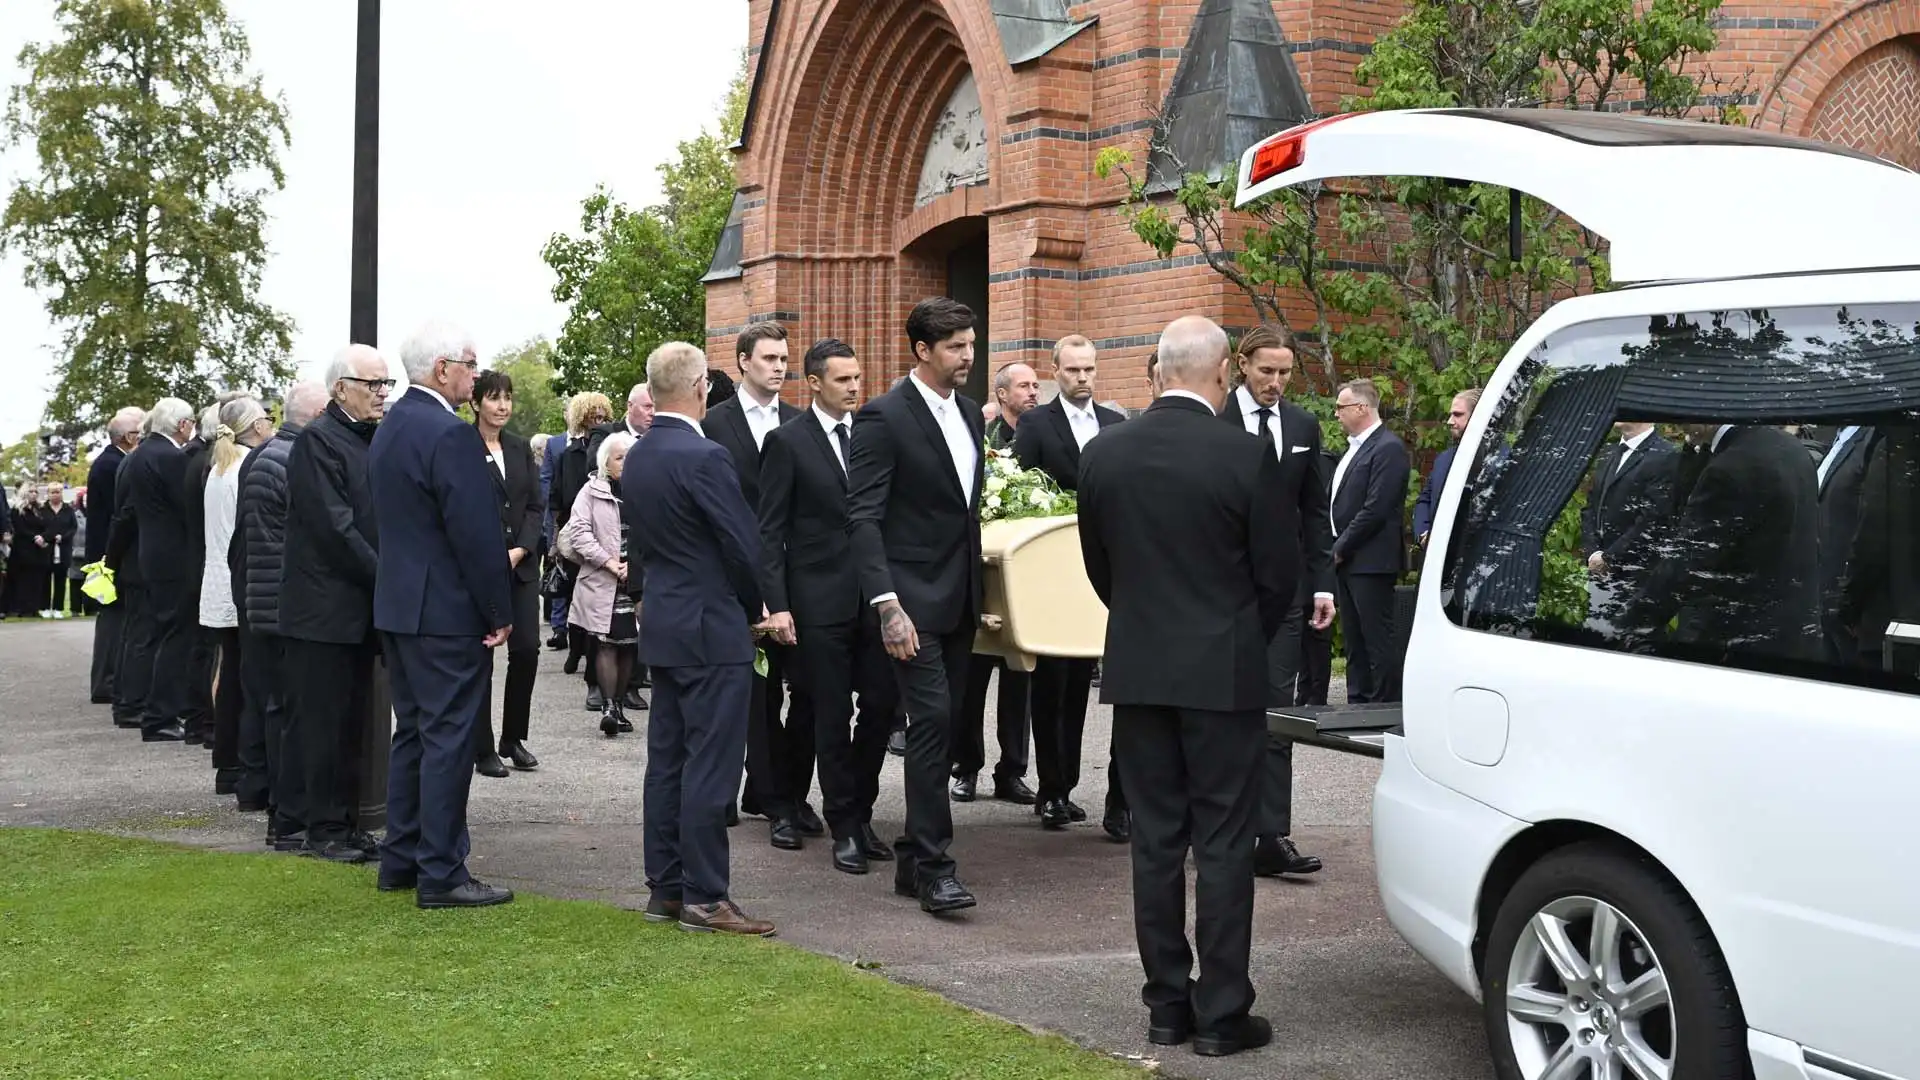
[972,515,1106,672]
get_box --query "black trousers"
[49,569,70,613]
[7,565,47,614]
[285,636,377,841]
[952,655,1029,783]
[140,581,194,735]
[184,623,217,740]
[1031,656,1097,803]
[1259,594,1307,839]
[1297,609,1334,706]
[801,612,897,840]
[381,633,490,894]
[744,642,816,820]
[1336,571,1400,704]
[238,627,286,815]
[1113,703,1264,1033]
[210,627,243,772]
[891,626,971,885]
[91,600,124,702]
[644,661,752,906]
[479,576,541,753]
[113,584,155,724]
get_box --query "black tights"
[596,640,632,711]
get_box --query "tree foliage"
[485,337,567,440]
[1095,0,1739,456]
[543,58,748,397]
[3,0,295,429]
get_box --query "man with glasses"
[281,344,390,863]
[1329,379,1410,703]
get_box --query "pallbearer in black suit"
[1328,379,1411,704]
[951,362,1037,807]
[707,323,821,839]
[1078,316,1298,1058]
[758,339,900,872]
[1579,420,1676,630]
[847,297,986,915]
[1221,326,1333,878]
[86,407,143,704]
[1012,335,1130,839]
[106,398,200,742]
[1816,424,1874,665]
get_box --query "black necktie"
[834,423,850,473]
[1256,407,1277,449]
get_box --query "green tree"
[3,0,295,429]
[487,336,567,439]
[543,57,748,395]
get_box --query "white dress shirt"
[1330,419,1382,533]
[1615,426,1654,473]
[1234,386,1290,463]
[656,411,705,438]
[1817,425,1861,490]
[1161,389,1215,413]
[738,386,783,451]
[871,374,978,608]
[415,384,456,414]
[813,403,852,473]
[1709,424,1734,453]
[1061,397,1101,451]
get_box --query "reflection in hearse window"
[1441,304,1920,696]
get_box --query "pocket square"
[1291,445,1312,452]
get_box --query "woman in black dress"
[471,370,548,776]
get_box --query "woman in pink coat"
[563,431,638,735]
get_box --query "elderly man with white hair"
[368,321,516,908]
[87,404,147,704]
[105,397,200,742]
[1076,315,1301,1058]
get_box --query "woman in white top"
[199,397,272,787]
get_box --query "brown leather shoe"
[678,900,776,937]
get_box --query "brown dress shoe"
[678,900,776,937]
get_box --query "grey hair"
[646,342,708,402]
[529,432,550,459]
[148,397,196,436]
[1156,317,1230,384]
[398,321,476,383]
[282,381,329,427]
[628,382,649,404]
[107,406,146,440]
[597,430,636,474]
[198,404,221,435]
[324,344,384,395]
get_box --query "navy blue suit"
[369,387,514,893]
[1411,445,1455,542]
[540,432,568,633]
[626,415,762,907]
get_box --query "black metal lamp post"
[351,0,391,832]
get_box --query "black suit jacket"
[487,429,545,585]
[1629,426,1820,663]
[1011,396,1127,492]
[1079,395,1299,712]
[108,434,193,588]
[759,411,861,626]
[1219,388,1335,596]
[1580,432,1678,575]
[1329,424,1411,576]
[705,394,803,511]
[84,444,127,563]
[1816,425,1873,605]
[846,378,985,636]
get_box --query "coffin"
[973,515,1108,672]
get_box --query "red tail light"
[1247,113,1358,186]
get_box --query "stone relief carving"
[914,71,990,207]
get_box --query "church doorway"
[944,227,990,406]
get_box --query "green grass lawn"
[0,830,1142,1080]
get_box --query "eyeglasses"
[1334,402,1367,412]
[342,377,397,392]
[443,358,479,370]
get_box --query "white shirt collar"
[626,420,645,438]
[1061,396,1097,421]
[414,384,456,414]
[812,402,851,433]
[907,370,954,411]
[1346,418,1382,450]
[1710,424,1734,453]
[1621,428,1653,452]
[1234,385,1272,416]
[657,411,705,438]
[1161,389,1216,415]
[737,385,780,416]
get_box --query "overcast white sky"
[0,0,746,443]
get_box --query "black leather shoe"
[142,723,186,742]
[377,870,417,892]
[1192,1014,1273,1057]
[1148,1006,1194,1046]
[475,751,510,778]
[950,774,978,802]
[502,741,539,770]
[616,714,634,733]
[348,831,380,857]
[992,777,1037,805]
[831,835,868,874]
[623,689,648,711]
[563,653,580,674]
[1254,836,1323,877]
[585,687,604,712]
[183,729,205,746]
[600,709,620,736]
[1039,798,1072,830]
[725,801,740,827]
[769,819,803,851]
[887,728,906,756]
[858,824,894,861]
[303,838,372,864]
[546,632,566,651]
[213,769,240,796]
[794,803,825,836]
[918,875,977,914]
[269,830,307,853]
[417,878,514,909]
[113,716,142,729]
[235,795,269,813]
[1065,799,1088,823]
[1103,805,1131,844]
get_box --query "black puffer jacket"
[235,424,301,635]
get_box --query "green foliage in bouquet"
[981,444,1076,523]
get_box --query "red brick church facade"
[703,0,1920,408]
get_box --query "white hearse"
[1239,109,1920,1080]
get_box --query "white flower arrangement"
[979,444,1075,523]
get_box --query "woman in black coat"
[471,370,548,776]
[7,485,52,616]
